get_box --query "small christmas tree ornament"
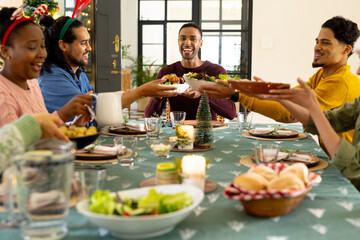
[22,0,59,23]
[195,93,213,149]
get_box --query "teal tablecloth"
[3,123,360,239]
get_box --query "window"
[138,0,252,79]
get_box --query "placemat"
[212,124,229,130]
[74,149,132,164]
[171,145,214,152]
[139,178,217,193]
[242,132,307,141]
[239,156,329,171]
[102,129,163,137]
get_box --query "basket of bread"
[224,163,321,217]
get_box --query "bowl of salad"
[160,74,189,93]
[76,184,204,239]
[183,72,219,91]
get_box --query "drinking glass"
[114,137,138,166]
[253,143,280,164]
[170,111,186,129]
[237,111,253,131]
[14,139,75,240]
[73,167,106,199]
[144,117,161,139]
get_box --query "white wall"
[121,0,138,69]
[252,0,360,86]
[0,0,22,8]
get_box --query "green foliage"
[121,44,131,58]
[125,55,164,87]
[22,0,59,23]
[195,93,213,145]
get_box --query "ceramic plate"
[249,128,299,138]
[228,80,290,94]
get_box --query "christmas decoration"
[22,0,59,22]
[195,93,213,148]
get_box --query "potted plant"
[126,55,164,111]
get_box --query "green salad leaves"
[89,188,193,216]
[218,74,242,81]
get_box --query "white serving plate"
[161,83,189,93]
[183,76,218,91]
[76,184,204,239]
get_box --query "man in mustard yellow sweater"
[199,16,360,144]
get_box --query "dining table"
[2,122,360,240]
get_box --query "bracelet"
[230,92,239,102]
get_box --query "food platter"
[228,80,290,94]
[183,77,218,91]
[249,128,299,138]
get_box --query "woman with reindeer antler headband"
[38,0,178,115]
[0,6,93,127]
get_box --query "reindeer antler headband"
[59,0,92,41]
[1,5,49,46]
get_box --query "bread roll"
[233,172,268,191]
[279,163,309,183]
[249,165,278,181]
[267,174,305,190]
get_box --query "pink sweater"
[0,74,54,127]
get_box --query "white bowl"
[76,184,204,239]
[160,83,189,93]
[183,76,218,91]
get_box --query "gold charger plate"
[139,178,217,193]
[239,155,328,171]
[242,131,307,141]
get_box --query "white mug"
[91,91,123,127]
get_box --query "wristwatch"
[230,92,239,102]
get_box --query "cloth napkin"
[28,190,66,210]
[113,123,145,131]
[277,152,312,162]
[84,145,117,155]
[253,127,293,135]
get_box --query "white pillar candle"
[178,125,194,140]
[177,125,195,149]
[181,155,206,191]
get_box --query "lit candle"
[181,155,206,191]
[177,125,194,149]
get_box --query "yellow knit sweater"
[239,65,360,143]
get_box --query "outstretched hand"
[263,78,319,110]
[198,79,234,99]
[33,113,69,142]
[181,87,202,99]
[138,79,178,98]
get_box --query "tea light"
[177,125,194,149]
[181,155,206,191]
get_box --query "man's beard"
[68,53,88,68]
[312,62,324,68]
